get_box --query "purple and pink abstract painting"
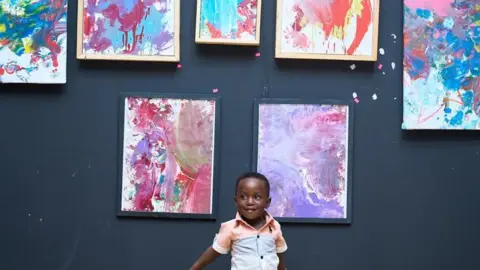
[120,96,217,215]
[81,0,177,59]
[256,103,350,220]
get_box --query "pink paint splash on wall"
[282,0,373,55]
[257,104,350,219]
[120,97,216,214]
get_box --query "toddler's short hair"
[235,172,270,196]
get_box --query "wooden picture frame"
[252,98,354,224]
[195,0,262,46]
[117,93,221,219]
[77,0,180,62]
[274,0,380,61]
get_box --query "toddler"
[190,172,287,270]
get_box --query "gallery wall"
[1,0,480,270]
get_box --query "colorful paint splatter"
[256,104,350,219]
[198,0,257,41]
[279,0,374,55]
[121,97,216,215]
[82,0,175,56]
[0,0,67,83]
[403,0,480,129]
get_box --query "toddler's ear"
[266,197,272,208]
[233,196,237,206]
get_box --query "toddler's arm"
[190,246,221,270]
[277,252,286,270]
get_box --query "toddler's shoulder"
[271,219,284,231]
[219,218,238,230]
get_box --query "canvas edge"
[195,39,260,46]
[345,100,354,225]
[275,52,377,61]
[252,98,353,224]
[115,92,221,220]
[274,0,282,58]
[370,0,381,61]
[76,0,180,62]
[402,0,407,130]
[115,93,128,218]
[116,211,217,220]
[194,0,202,43]
[76,0,84,60]
[251,98,261,173]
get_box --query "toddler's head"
[234,172,271,222]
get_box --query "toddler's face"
[234,177,271,222]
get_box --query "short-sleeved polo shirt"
[212,212,287,270]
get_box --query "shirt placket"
[255,225,272,270]
[236,218,273,270]
[256,233,264,269]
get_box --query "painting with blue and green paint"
[198,0,258,41]
[403,0,480,129]
[0,0,67,83]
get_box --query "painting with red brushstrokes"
[0,0,67,83]
[275,0,380,61]
[117,93,220,219]
[77,0,180,62]
[252,99,354,224]
[195,0,262,46]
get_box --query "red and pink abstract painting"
[254,101,352,223]
[275,0,379,60]
[119,95,217,217]
[78,0,179,61]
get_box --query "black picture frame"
[116,92,221,220]
[252,98,354,224]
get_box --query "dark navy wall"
[1,0,480,269]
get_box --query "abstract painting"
[403,0,480,130]
[0,0,67,83]
[77,0,180,62]
[195,0,262,45]
[118,93,220,219]
[253,99,353,224]
[275,0,380,61]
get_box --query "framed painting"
[195,0,262,46]
[76,0,180,62]
[0,0,67,83]
[117,93,220,219]
[252,99,354,224]
[403,0,480,130]
[275,0,380,61]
